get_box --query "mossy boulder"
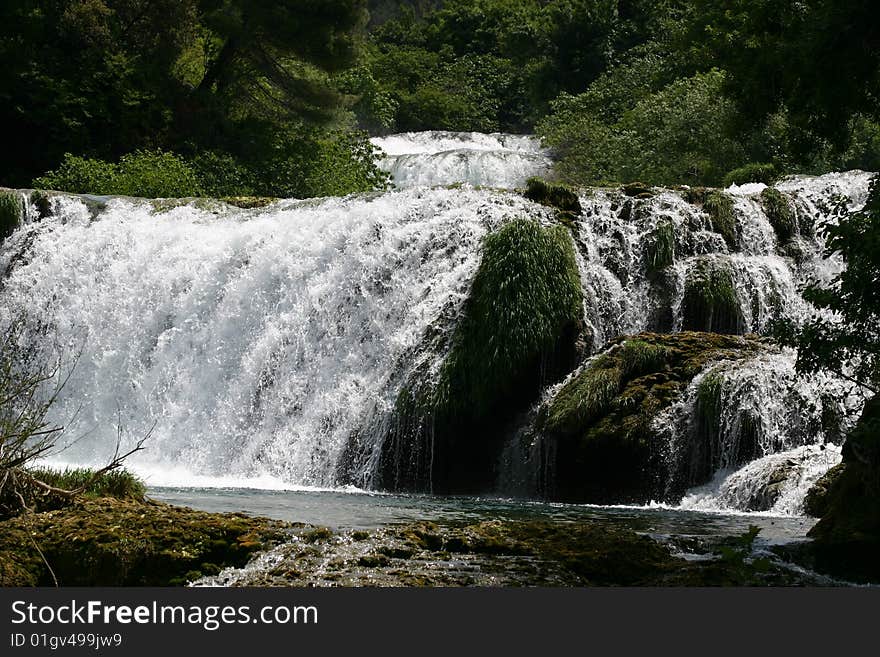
[0,497,290,586]
[523,177,582,223]
[0,190,24,240]
[537,332,766,503]
[645,220,675,273]
[760,187,797,242]
[378,217,584,492]
[622,182,654,198]
[683,188,736,249]
[804,395,880,583]
[680,257,744,334]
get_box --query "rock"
[806,396,880,583]
[373,217,584,493]
[0,497,290,586]
[536,332,766,503]
[761,188,797,243]
[622,182,654,198]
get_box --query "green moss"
[0,497,289,586]
[30,190,52,219]
[760,187,797,242]
[723,163,779,187]
[434,218,582,420]
[0,191,23,240]
[544,356,623,435]
[703,191,737,249]
[380,217,584,491]
[523,177,582,222]
[803,463,844,518]
[645,220,675,272]
[681,257,743,334]
[541,332,765,503]
[220,196,278,209]
[622,182,654,198]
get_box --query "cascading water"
[570,171,873,350]
[654,349,866,514]
[371,131,551,189]
[0,187,550,488]
[0,130,874,519]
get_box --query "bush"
[32,132,389,200]
[539,69,747,186]
[33,150,203,198]
[723,163,779,187]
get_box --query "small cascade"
[654,350,866,511]
[570,171,874,350]
[371,131,551,189]
[679,444,842,515]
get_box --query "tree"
[779,178,880,393]
[685,0,880,147]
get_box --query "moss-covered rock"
[378,217,584,492]
[0,497,290,586]
[523,177,582,223]
[219,196,278,209]
[760,187,797,242]
[29,190,52,219]
[803,463,844,518]
[538,332,766,503]
[0,190,24,240]
[680,257,744,334]
[645,220,675,273]
[622,182,654,198]
[804,395,880,583]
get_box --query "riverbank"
[0,494,848,587]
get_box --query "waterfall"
[1,130,875,512]
[652,350,866,513]
[371,131,551,189]
[570,171,873,350]
[0,186,551,488]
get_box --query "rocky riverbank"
[0,497,291,586]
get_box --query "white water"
[0,187,552,488]
[371,131,551,189]
[654,349,866,513]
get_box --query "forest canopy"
[0,0,878,194]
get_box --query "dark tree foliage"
[0,1,370,188]
[685,0,880,145]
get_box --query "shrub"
[33,150,202,198]
[723,163,779,187]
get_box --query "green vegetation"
[523,177,582,222]
[723,163,779,187]
[539,332,765,503]
[0,191,22,240]
[380,217,583,492]
[435,218,582,420]
[0,497,289,586]
[683,189,732,239]
[760,187,797,242]
[681,258,743,334]
[28,467,145,502]
[645,221,676,272]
